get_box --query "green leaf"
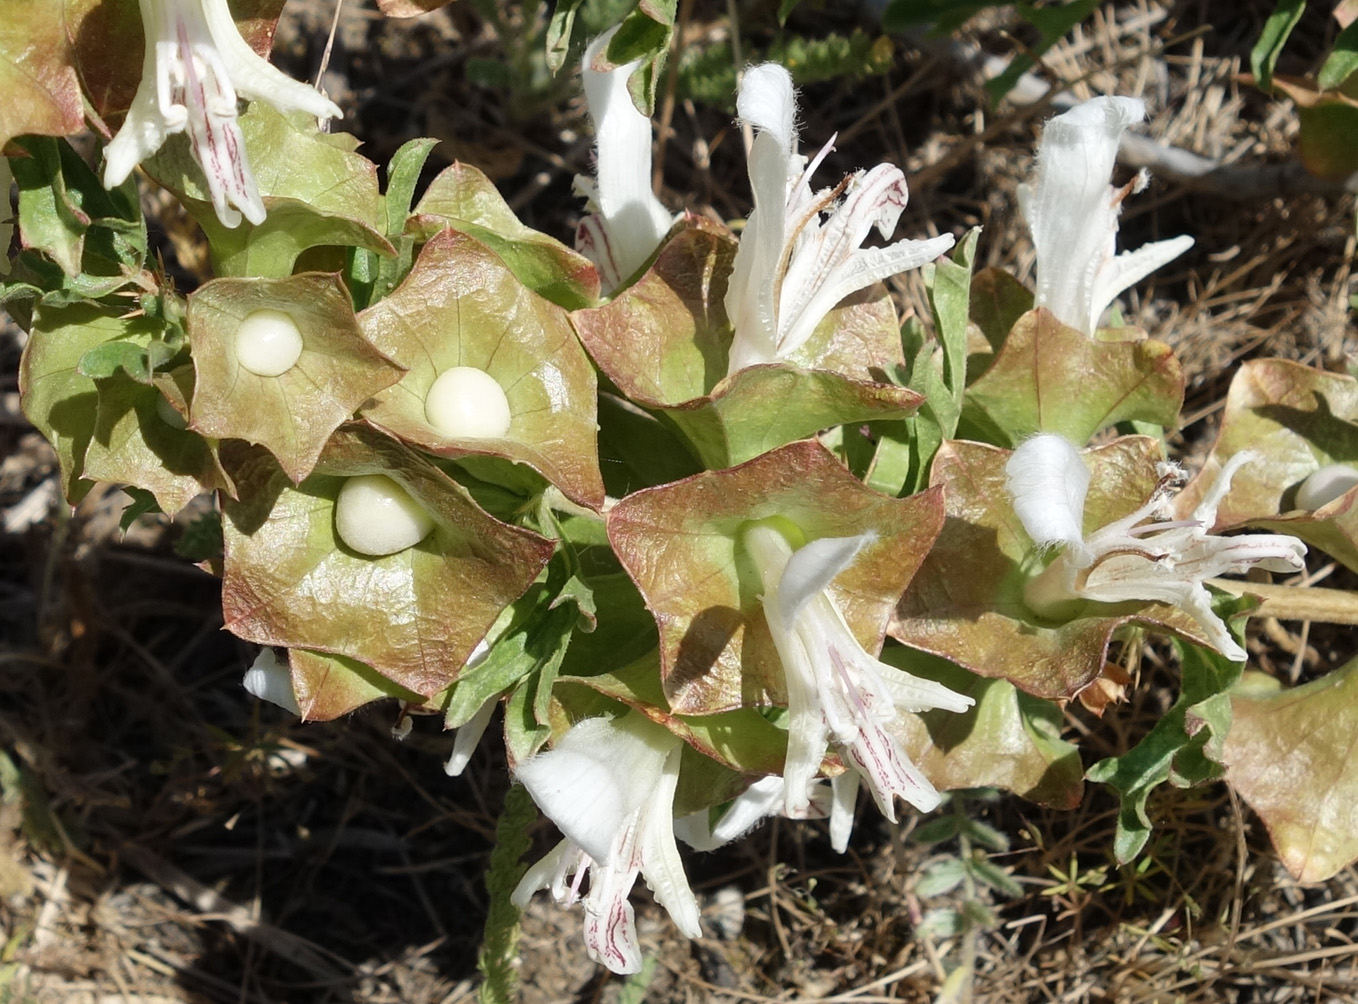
[606,439,944,715]
[1087,639,1243,863]
[20,303,160,503]
[1297,100,1358,181]
[776,0,802,24]
[84,372,235,516]
[1223,654,1358,882]
[220,428,555,699]
[118,486,162,532]
[984,0,1100,103]
[145,103,392,278]
[1319,21,1358,91]
[409,161,599,309]
[605,0,676,113]
[964,308,1183,446]
[884,648,1084,808]
[881,1,993,33]
[1250,0,1306,90]
[545,0,587,73]
[188,272,405,482]
[927,227,979,418]
[357,229,605,509]
[891,438,1230,700]
[912,814,962,845]
[915,857,967,897]
[967,856,1023,899]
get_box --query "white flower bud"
[424,366,512,439]
[334,474,434,556]
[235,309,303,377]
[1296,464,1358,511]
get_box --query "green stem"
[478,782,537,1004]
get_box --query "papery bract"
[1020,96,1193,336]
[513,713,700,975]
[1005,433,1306,662]
[724,63,954,373]
[104,0,341,228]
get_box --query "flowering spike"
[725,64,954,374]
[1005,434,1307,662]
[105,0,342,228]
[1020,96,1193,335]
[574,27,675,292]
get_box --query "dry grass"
[3,0,1358,1002]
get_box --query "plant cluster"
[4,0,1358,986]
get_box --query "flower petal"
[578,27,674,291]
[242,647,299,714]
[777,531,875,623]
[1005,433,1092,557]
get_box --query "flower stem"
[1206,579,1358,626]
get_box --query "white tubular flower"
[741,524,974,823]
[574,27,676,293]
[724,64,955,375]
[1005,434,1308,662]
[675,775,857,852]
[512,714,700,975]
[242,647,300,715]
[1019,96,1194,336]
[104,0,342,228]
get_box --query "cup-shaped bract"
[220,427,555,702]
[188,272,405,483]
[358,229,605,509]
[891,438,1241,700]
[606,439,944,715]
[1176,359,1358,573]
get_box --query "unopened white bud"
[235,309,304,377]
[424,366,512,439]
[334,474,434,556]
[1296,463,1358,511]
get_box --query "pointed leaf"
[883,648,1084,809]
[220,429,554,698]
[1087,639,1242,862]
[891,438,1222,700]
[409,161,599,309]
[188,272,405,482]
[357,229,604,509]
[607,439,944,714]
[965,308,1184,446]
[572,222,921,469]
[1223,655,1358,882]
[1178,359,1358,572]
